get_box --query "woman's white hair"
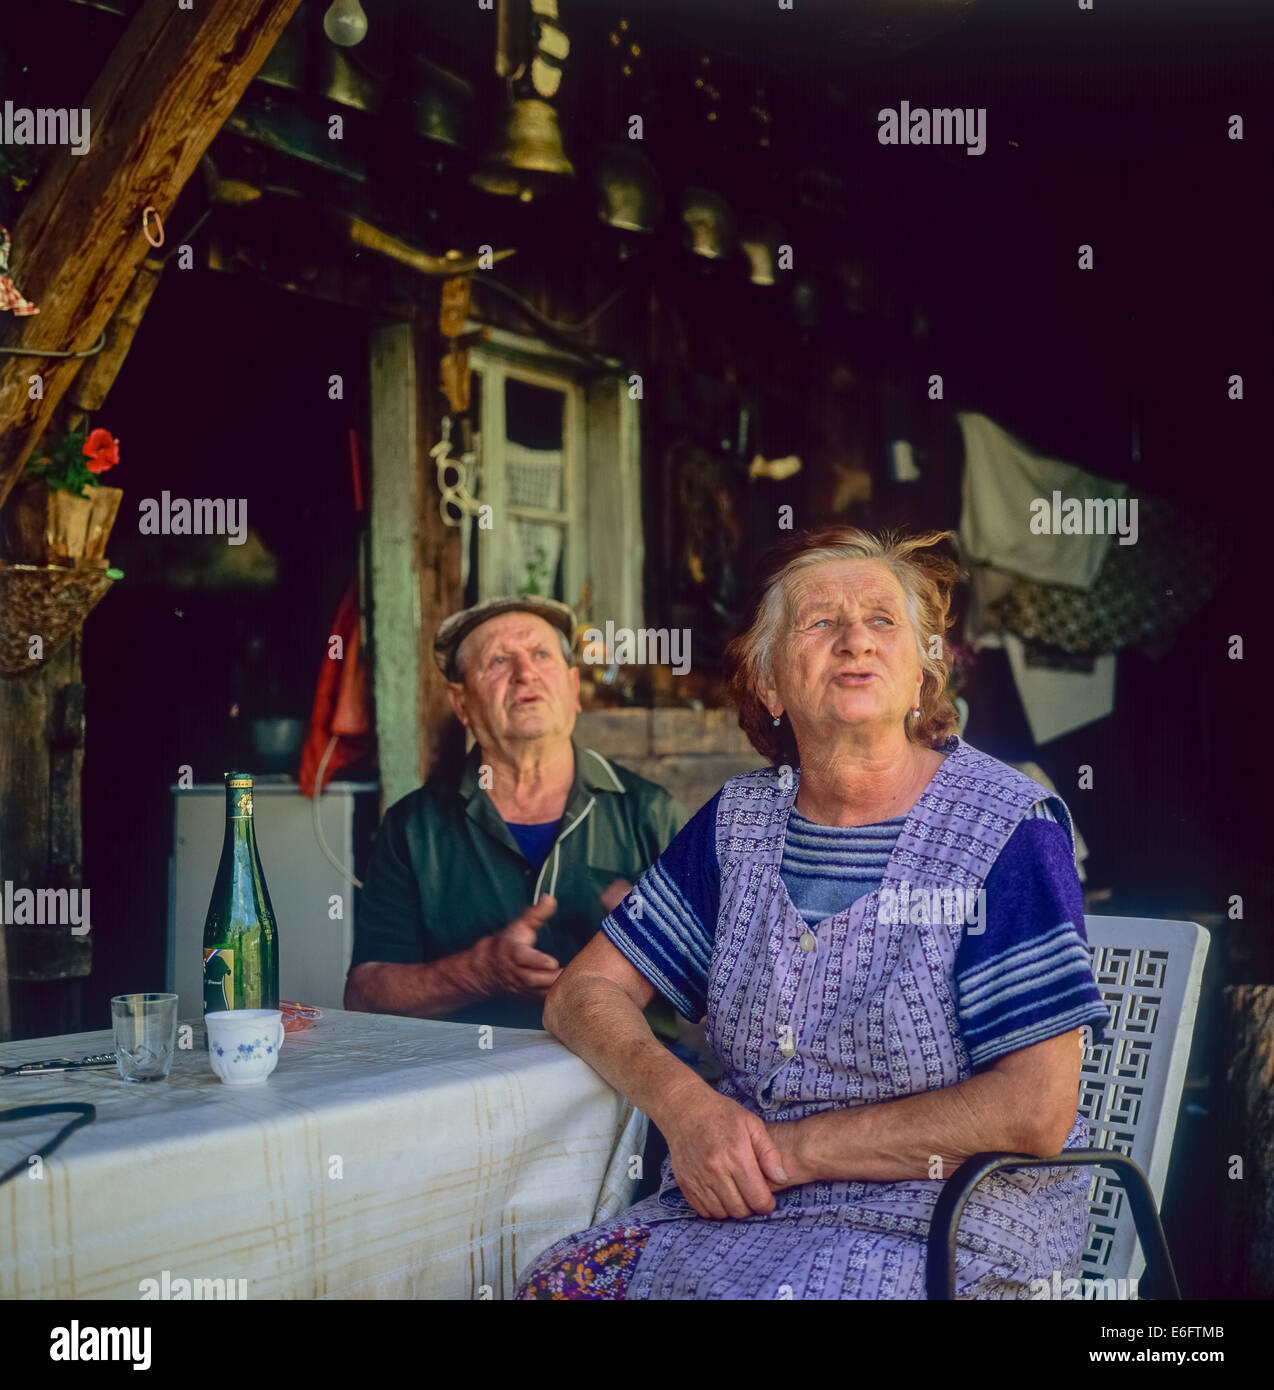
[725,527,962,763]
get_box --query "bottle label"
[229,790,253,820]
[204,947,235,1012]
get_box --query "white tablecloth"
[0,1009,645,1299]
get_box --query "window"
[463,328,643,635]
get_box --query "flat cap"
[433,595,576,681]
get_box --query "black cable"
[0,1102,95,1187]
[474,277,628,370]
[481,278,629,336]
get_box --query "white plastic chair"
[927,915,1210,1299]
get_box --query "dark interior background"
[78,274,369,1023]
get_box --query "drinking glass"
[110,993,179,1082]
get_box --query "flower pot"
[0,561,116,677]
[1,478,123,565]
[80,485,123,560]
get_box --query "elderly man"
[344,596,687,1029]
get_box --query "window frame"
[469,350,586,606]
[462,324,643,633]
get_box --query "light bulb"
[323,0,368,48]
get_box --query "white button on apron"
[799,931,816,953]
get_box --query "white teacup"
[206,1009,285,1086]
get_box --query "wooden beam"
[0,0,304,508]
[0,640,92,1010]
[69,258,165,415]
[369,323,425,813]
[413,317,463,782]
[367,315,462,807]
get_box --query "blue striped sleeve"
[600,791,720,1022]
[955,810,1110,1068]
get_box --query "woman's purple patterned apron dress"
[607,736,1093,1299]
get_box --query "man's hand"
[473,894,562,1001]
[600,878,633,915]
[657,1085,789,1220]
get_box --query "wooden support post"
[369,323,424,813]
[69,258,166,415]
[414,318,463,783]
[367,315,462,813]
[0,0,304,507]
[1220,985,1274,1296]
[0,640,92,1040]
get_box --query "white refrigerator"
[168,779,378,1017]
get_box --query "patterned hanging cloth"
[0,224,38,315]
[987,494,1228,662]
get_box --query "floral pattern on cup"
[212,1036,276,1063]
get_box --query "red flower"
[83,427,120,475]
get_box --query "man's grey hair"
[453,623,574,682]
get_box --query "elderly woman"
[515,528,1110,1300]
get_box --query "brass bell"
[470,98,575,201]
[256,9,308,93]
[322,46,384,114]
[739,217,787,287]
[791,276,827,329]
[681,186,734,260]
[410,58,474,150]
[596,143,661,234]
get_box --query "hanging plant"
[26,427,121,497]
[2,426,124,567]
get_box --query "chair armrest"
[925,1148,1181,1300]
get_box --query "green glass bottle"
[202,773,279,1030]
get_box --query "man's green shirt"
[351,740,688,1029]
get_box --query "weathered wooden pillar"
[368,314,462,813]
[1219,985,1274,1296]
[413,317,464,785]
[0,637,91,1041]
[369,322,425,814]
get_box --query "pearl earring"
[772,713,781,726]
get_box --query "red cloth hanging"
[299,579,375,797]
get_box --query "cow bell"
[410,58,474,150]
[739,217,787,286]
[322,46,384,114]
[596,144,661,234]
[256,9,307,93]
[681,186,735,260]
[470,98,575,201]
[791,275,827,329]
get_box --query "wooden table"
[0,1008,644,1299]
